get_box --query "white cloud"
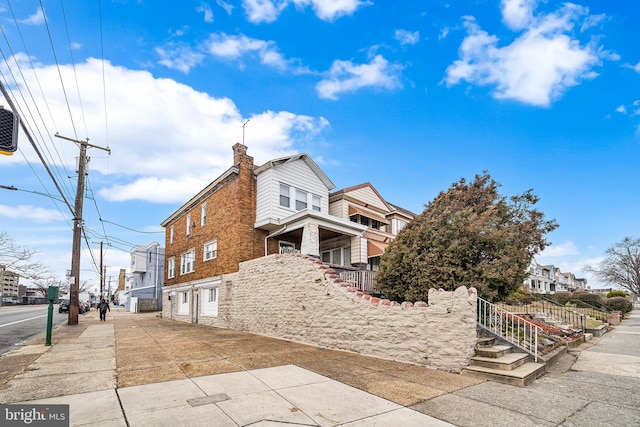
[316,55,403,100]
[197,2,214,23]
[156,45,205,73]
[634,61,640,73]
[438,27,450,40]
[501,0,537,30]
[20,8,45,26]
[242,0,287,24]
[395,29,420,46]
[8,57,330,203]
[292,0,372,22]
[0,204,63,222]
[445,4,601,107]
[242,0,370,23]
[216,0,234,15]
[203,33,289,69]
[538,240,579,258]
[616,105,627,114]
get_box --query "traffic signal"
[0,107,19,155]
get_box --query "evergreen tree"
[377,173,558,302]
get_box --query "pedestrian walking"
[98,299,110,321]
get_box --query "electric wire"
[38,0,78,140]
[59,0,89,138]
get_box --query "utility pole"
[56,133,110,325]
[99,241,103,301]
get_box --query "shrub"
[606,290,629,299]
[606,296,632,314]
[576,293,603,304]
[551,292,573,306]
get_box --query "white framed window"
[202,287,219,317]
[312,194,321,212]
[201,203,207,226]
[295,189,307,210]
[204,240,217,261]
[208,288,217,303]
[169,226,174,244]
[167,257,175,279]
[186,214,191,235]
[321,247,350,266]
[180,249,195,275]
[279,183,290,208]
[178,291,189,315]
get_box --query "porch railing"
[477,297,541,362]
[339,270,378,294]
[279,246,300,255]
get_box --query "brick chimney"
[232,143,250,166]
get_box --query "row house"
[160,144,414,321]
[523,258,587,294]
[329,182,414,272]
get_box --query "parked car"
[58,299,87,314]
[58,299,70,313]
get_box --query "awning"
[348,205,390,224]
[367,240,388,258]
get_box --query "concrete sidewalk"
[1,307,639,426]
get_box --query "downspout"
[264,224,288,256]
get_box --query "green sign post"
[45,286,59,346]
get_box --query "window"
[295,189,307,210]
[182,291,189,304]
[312,194,321,212]
[202,287,219,317]
[322,247,350,266]
[331,249,342,265]
[204,240,217,261]
[169,226,174,244]
[201,204,207,226]
[208,288,217,303]
[167,257,175,278]
[180,249,195,274]
[371,219,380,230]
[186,214,191,235]
[280,184,290,208]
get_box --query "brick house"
[161,144,367,321]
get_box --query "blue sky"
[0,0,638,293]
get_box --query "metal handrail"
[477,297,541,362]
[500,299,587,332]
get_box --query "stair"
[462,337,546,387]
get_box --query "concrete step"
[462,362,546,387]
[476,337,496,347]
[470,352,529,371]
[475,344,512,359]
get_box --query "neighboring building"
[523,259,586,294]
[0,265,20,302]
[124,242,165,312]
[328,182,415,272]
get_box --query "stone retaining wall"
[165,254,478,372]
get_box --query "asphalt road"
[0,304,70,355]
